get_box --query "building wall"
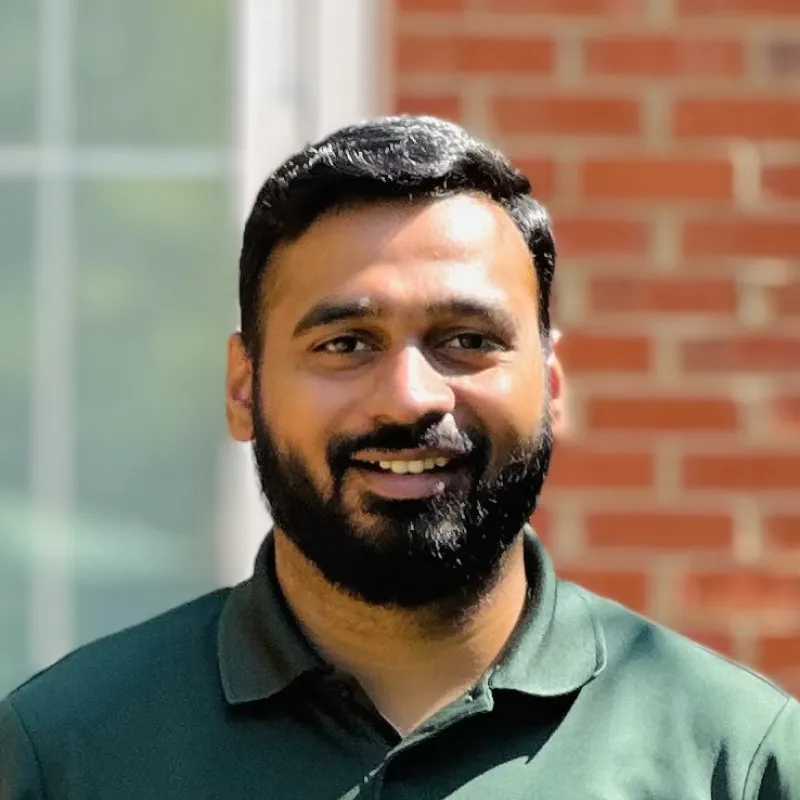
[391,0,800,694]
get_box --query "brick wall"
[391,0,800,694]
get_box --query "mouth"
[348,452,470,500]
[354,454,458,474]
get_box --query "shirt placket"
[368,682,495,800]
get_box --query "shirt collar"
[217,535,323,705]
[489,529,607,696]
[217,527,606,706]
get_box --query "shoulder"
[575,583,791,724]
[6,588,232,735]
[570,584,800,795]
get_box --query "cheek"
[273,370,360,435]
[260,369,355,472]
[458,360,547,437]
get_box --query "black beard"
[251,377,553,608]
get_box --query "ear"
[546,329,569,440]
[226,333,255,442]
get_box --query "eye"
[441,332,504,352]
[316,335,373,355]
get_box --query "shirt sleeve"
[0,698,48,800]
[744,696,800,800]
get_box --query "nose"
[368,346,456,426]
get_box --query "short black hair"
[238,115,556,357]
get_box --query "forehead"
[265,194,538,325]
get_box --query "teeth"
[373,456,451,474]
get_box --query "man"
[1,116,797,798]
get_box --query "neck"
[273,531,529,736]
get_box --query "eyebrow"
[292,296,519,340]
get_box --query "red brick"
[559,568,649,611]
[585,511,734,550]
[589,276,738,314]
[549,287,563,319]
[674,98,800,141]
[679,628,736,658]
[584,36,744,78]
[683,570,800,610]
[678,0,800,16]
[479,0,646,14]
[394,94,463,122]
[493,96,642,136]
[529,505,553,548]
[580,157,733,201]
[776,672,800,699]
[558,332,652,373]
[773,395,800,433]
[396,35,556,75]
[554,217,650,257]
[398,0,465,10]
[682,452,800,490]
[768,280,800,318]
[764,515,800,551]
[586,396,739,432]
[682,217,800,259]
[682,336,800,373]
[548,446,655,488]
[757,636,800,672]
[762,164,800,200]
[512,157,557,200]
[765,39,800,79]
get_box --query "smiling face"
[226,194,558,607]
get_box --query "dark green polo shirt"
[2,528,798,799]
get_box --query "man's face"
[227,194,557,607]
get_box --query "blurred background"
[0,0,798,697]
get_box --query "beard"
[251,378,553,609]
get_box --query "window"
[0,0,378,696]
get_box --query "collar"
[489,529,607,696]
[217,527,606,706]
[217,535,323,705]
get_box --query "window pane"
[74,0,232,146]
[0,181,36,694]
[0,182,35,492]
[73,177,232,645]
[0,0,38,142]
[0,560,26,696]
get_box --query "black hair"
[238,115,556,357]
